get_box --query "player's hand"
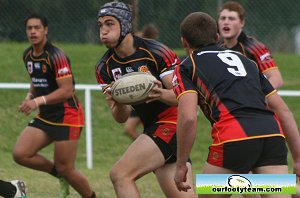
[18,99,37,116]
[145,80,163,103]
[174,164,192,192]
[294,160,300,183]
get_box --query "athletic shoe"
[10,180,26,198]
[59,177,70,198]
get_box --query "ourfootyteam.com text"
[212,186,282,194]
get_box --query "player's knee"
[55,163,73,176]
[12,148,26,164]
[109,166,121,185]
[110,165,130,185]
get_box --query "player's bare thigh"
[111,134,165,179]
[156,162,196,197]
[13,126,52,156]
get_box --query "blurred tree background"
[1,0,300,53]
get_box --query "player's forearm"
[43,86,74,105]
[280,110,300,162]
[25,83,36,100]
[110,102,131,123]
[176,118,197,166]
[159,89,178,106]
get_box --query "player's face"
[26,18,48,46]
[98,16,121,48]
[218,9,244,41]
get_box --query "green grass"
[0,42,300,197]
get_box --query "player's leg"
[251,136,290,198]
[293,185,300,198]
[198,163,234,198]
[12,125,53,172]
[109,134,166,198]
[155,162,196,197]
[123,115,141,140]
[54,136,95,197]
[252,165,289,198]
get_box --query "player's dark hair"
[218,1,245,22]
[180,12,217,49]
[25,13,48,27]
[141,23,159,39]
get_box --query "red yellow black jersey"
[173,45,284,145]
[95,36,180,128]
[23,42,84,127]
[220,31,277,73]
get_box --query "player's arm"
[41,76,74,105]
[174,92,198,191]
[263,68,283,90]
[23,83,36,100]
[18,77,74,115]
[266,93,300,175]
[146,73,178,106]
[105,90,131,123]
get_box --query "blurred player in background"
[0,179,26,198]
[12,14,96,198]
[173,12,300,198]
[218,1,283,90]
[95,1,195,197]
[124,23,159,140]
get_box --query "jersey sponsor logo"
[112,68,122,81]
[27,61,33,74]
[126,66,134,73]
[138,65,149,73]
[260,53,271,62]
[42,64,47,73]
[58,67,69,75]
[34,62,41,69]
[172,74,179,87]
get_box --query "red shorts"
[144,122,191,164]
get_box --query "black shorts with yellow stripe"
[28,118,82,141]
[207,136,287,173]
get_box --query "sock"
[88,191,96,198]
[49,165,59,177]
[0,180,17,197]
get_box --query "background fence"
[1,0,300,53]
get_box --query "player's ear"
[241,19,245,28]
[216,33,221,43]
[45,26,48,35]
[181,37,188,49]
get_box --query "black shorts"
[144,123,191,164]
[28,118,82,141]
[207,136,288,173]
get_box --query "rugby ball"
[111,72,157,105]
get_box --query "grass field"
[0,42,300,197]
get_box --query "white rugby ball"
[111,72,157,105]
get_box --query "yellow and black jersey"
[220,31,278,73]
[95,36,180,128]
[173,45,284,146]
[23,42,84,127]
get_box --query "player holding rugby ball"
[95,1,195,197]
